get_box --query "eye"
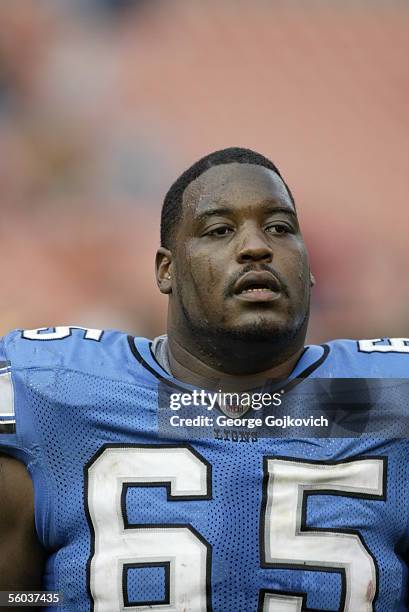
[265,223,292,235]
[205,225,234,237]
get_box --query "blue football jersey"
[0,326,408,612]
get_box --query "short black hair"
[160,147,295,248]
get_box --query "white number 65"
[86,446,384,611]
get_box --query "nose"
[236,224,273,264]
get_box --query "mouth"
[233,271,282,303]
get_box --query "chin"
[184,304,308,347]
[223,317,295,343]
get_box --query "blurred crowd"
[0,0,408,343]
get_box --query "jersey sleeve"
[0,336,16,438]
[0,332,52,547]
[0,334,33,462]
[0,326,129,459]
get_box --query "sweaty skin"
[1,162,313,599]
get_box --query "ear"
[155,247,173,294]
[310,272,316,287]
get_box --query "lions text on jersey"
[0,327,408,611]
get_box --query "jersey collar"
[128,336,329,393]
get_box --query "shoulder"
[1,326,150,380]
[323,337,409,377]
[0,326,155,445]
[2,326,103,372]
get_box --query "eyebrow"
[195,207,233,223]
[261,205,297,219]
[195,203,297,223]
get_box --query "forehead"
[183,162,294,217]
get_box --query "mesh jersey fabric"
[0,328,408,611]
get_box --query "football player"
[0,148,408,611]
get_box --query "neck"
[166,330,306,392]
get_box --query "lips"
[233,271,281,302]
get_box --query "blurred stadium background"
[0,0,408,343]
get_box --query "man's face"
[170,163,311,343]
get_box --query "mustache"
[224,263,290,298]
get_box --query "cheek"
[296,259,309,284]
[287,243,308,276]
[284,251,310,298]
[187,247,224,295]
[178,248,222,310]
[297,262,311,306]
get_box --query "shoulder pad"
[325,338,409,377]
